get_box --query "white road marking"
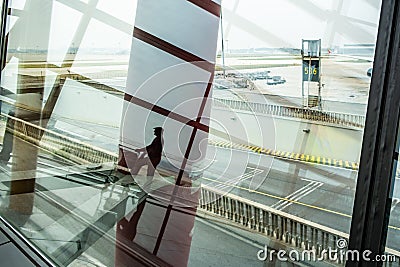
[391,198,400,212]
[272,178,324,211]
[278,183,323,210]
[271,182,315,209]
[213,167,264,191]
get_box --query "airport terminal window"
[0,0,397,266]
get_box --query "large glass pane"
[0,0,137,266]
[0,0,395,266]
[199,1,383,265]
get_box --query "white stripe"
[278,183,323,210]
[271,177,322,208]
[213,168,263,190]
[391,198,400,212]
[272,178,324,210]
[272,182,316,209]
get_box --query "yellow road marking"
[352,163,358,169]
[209,141,359,170]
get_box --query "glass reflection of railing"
[214,98,366,128]
[2,113,398,266]
[2,113,117,164]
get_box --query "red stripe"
[186,0,221,17]
[124,93,209,133]
[133,27,214,73]
[152,74,215,255]
[196,72,215,121]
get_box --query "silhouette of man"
[131,127,164,178]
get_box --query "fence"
[199,184,400,266]
[3,113,117,164]
[214,98,365,128]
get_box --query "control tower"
[301,39,322,109]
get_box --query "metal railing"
[3,114,118,164]
[200,184,348,264]
[213,98,365,128]
[199,185,400,266]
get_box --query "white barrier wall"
[52,87,363,163]
[211,107,363,163]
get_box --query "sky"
[7,0,382,52]
[220,0,381,49]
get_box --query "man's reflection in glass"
[115,125,198,266]
[131,127,164,182]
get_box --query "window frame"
[347,0,400,265]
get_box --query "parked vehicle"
[367,67,373,77]
[267,76,286,85]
